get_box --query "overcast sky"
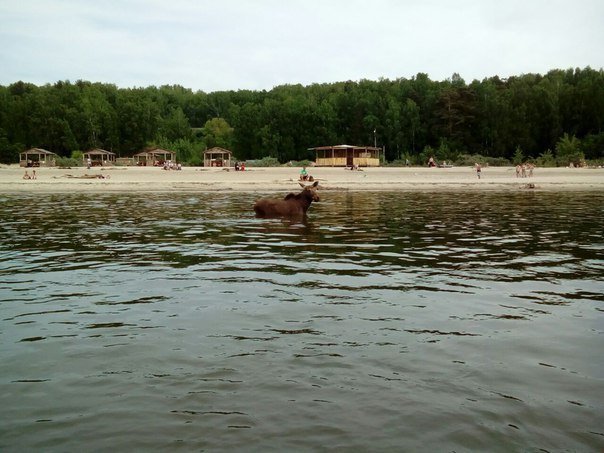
[1,0,602,92]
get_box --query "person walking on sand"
[475,163,482,179]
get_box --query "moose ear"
[299,180,319,189]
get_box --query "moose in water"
[253,181,320,219]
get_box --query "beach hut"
[204,147,232,167]
[133,148,176,166]
[309,145,382,167]
[19,148,58,167]
[83,148,116,166]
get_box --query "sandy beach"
[1,164,603,193]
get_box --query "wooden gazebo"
[83,148,116,166]
[309,145,381,167]
[204,147,232,167]
[19,148,57,167]
[133,148,176,166]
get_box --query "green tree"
[1,66,603,163]
[202,117,234,149]
[512,146,524,165]
[401,98,421,154]
[0,128,20,163]
[151,135,204,165]
[581,132,604,160]
[536,149,556,167]
[157,107,191,142]
[555,133,584,166]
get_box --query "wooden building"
[133,148,176,166]
[204,147,232,167]
[83,148,116,166]
[310,145,381,167]
[19,148,57,167]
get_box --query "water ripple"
[0,191,603,451]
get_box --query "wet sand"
[1,164,603,193]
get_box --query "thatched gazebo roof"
[21,147,56,156]
[85,148,116,157]
[83,148,116,165]
[134,148,176,159]
[19,148,58,167]
[203,147,233,167]
[133,148,176,166]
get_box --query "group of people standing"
[516,163,535,178]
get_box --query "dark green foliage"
[555,133,585,166]
[0,67,603,165]
[55,156,82,168]
[245,157,281,167]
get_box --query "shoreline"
[1,164,603,194]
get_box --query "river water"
[1,191,603,451]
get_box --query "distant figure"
[23,170,31,180]
[475,163,482,179]
[428,156,436,167]
[241,162,245,171]
[405,158,410,166]
[515,165,521,178]
[527,163,534,177]
[235,162,240,171]
[87,158,92,169]
[300,166,309,180]
[32,170,37,180]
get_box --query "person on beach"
[428,156,436,167]
[32,170,37,180]
[475,163,482,179]
[300,166,309,180]
[23,170,31,179]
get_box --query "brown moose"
[253,181,320,219]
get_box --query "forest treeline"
[0,67,603,165]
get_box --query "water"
[1,191,603,451]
